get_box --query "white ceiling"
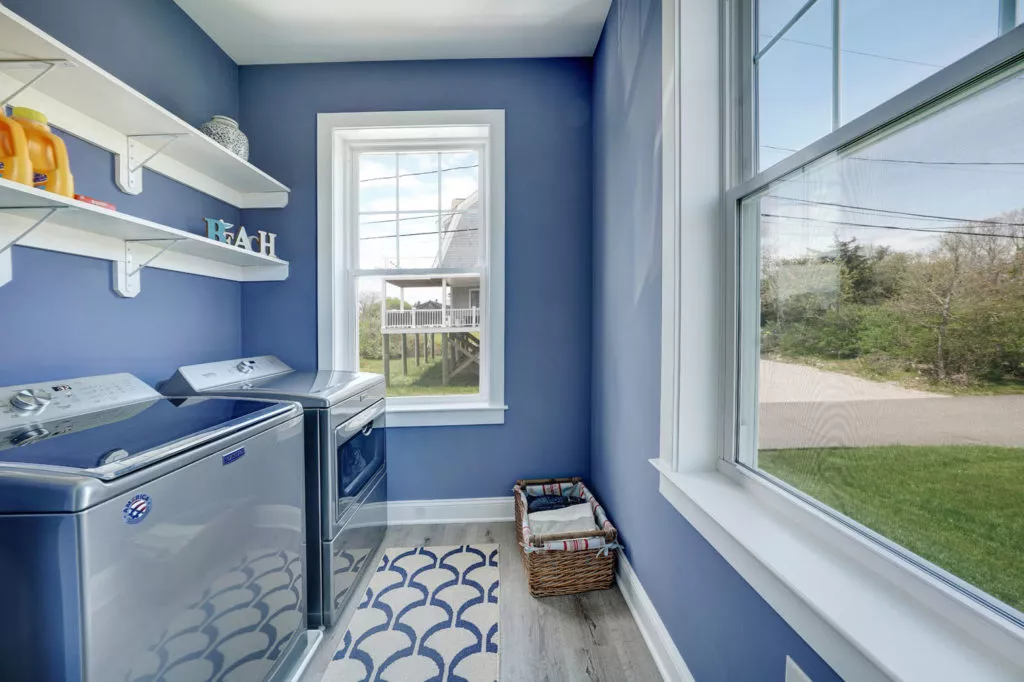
[172,0,612,65]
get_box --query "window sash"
[725,12,1024,627]
[749,0,1021,176]
[343,140,492,402]
[347,143,486,274]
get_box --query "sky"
[757,0,1024,260]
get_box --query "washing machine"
[0,372,321,682]
[159,356,388,629]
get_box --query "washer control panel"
[0,373,160,436]
[165,356,293,391]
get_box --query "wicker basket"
[514,477,618,598]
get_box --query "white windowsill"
[386,402,507,428]
[650,458,1024,682]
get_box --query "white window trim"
[659,0,1024,679]
[316,110,507,428]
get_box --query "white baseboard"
[616,553,695,682]
[388,496,514,525]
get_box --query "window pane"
[756,0,1005,169]
[399,233,439,269]
[398,212,437,237]
[398,153,439,211]
[841,0,999,124]
[358,277,481,398]
[757,0,833,171]
[441,151,479,209]
[439,207,482,269]
[743,60,1024,617]
[358,216,397,270]
[359,153,396,212]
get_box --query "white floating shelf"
[0,178,288,297]
[0,6,289,209]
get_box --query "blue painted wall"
[590,1,843,680]
[238,59,594,500]
[0,0,243,386]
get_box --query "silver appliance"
[0,372,321,682]
[159,356,388,629]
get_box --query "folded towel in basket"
[527,494,584,514]
[528,503,599,537]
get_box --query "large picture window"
[740,34,1024,622]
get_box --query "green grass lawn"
[760,445,1024,612]
[360,354,479,397]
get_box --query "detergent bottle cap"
[11,107,47,124]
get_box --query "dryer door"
[324,400,385,536]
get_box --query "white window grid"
[343,139,493,405]
[353,147,483,272]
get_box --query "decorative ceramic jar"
[199,115,249,161]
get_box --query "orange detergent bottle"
[10,107,74,197]
[0,111,32,186]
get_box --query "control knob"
[10,389,52,413]
[11,427,49,447]
[236,362,253,374]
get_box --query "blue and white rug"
[324,544,499,682]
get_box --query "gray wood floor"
[300,522,661,682]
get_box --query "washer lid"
[0,397,293,479]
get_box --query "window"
[756,0,1010,171]
[659,0,1024,676]
[741,5,1024,630]
[317,111,506,427]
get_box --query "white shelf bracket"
[0,206,62,288]
[0,59,68,109]
[113,238,183,298]
[115,133,187,196]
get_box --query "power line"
[767,196,1024,228]
[761,213,1024,240]
[770,199,963,225]
[761,144,1024,168]
[360,163,479,183]
[360,209,475,226]
[360,225,479,238]
[759,33,942,69]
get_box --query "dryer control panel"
[160,356,293,392]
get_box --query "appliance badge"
[222,448,246,466]
[122,493,152,525]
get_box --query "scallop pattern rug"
[324,544,499,682]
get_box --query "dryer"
[160,356,388,629]
[0,372,320,682]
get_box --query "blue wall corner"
[2,0,239,124]
[0,0,243,387]
[590,1,843,680]
[238,58,595,499]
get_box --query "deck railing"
[383,308,481,330]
